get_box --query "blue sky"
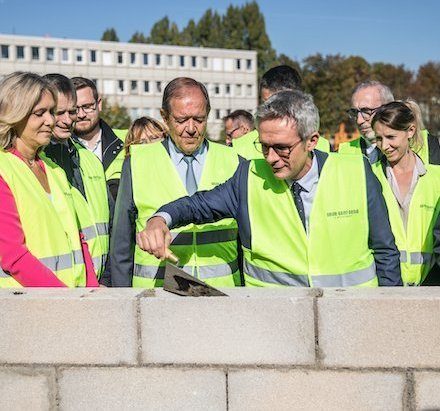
[0,0,438,71]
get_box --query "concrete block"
[0,367,53,410]
[414,371,440,410]
[318,288,440,368]
[229,369,404,411]
[0,289,143,364]
[59,367,226,411]
[141,289,315,365]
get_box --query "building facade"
[0,34,258,140]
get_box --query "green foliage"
[101,28,119,42]
[147,17,180,45]
[100,98,131,129]
[129,31,148,43]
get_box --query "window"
[156,81,162,93]
[130,52,136,64]
[202,56,208,69]
[246,59,252,70]
[143,53,148,65]
[31,46,39,60]
[167,55,173,66]
[225,84,231,95]
[90,50,97,63]
[179,55,185,67]
[75,49,83,62]
[46,47,54,61]
[1,45,9,59]
[236,59,241,70]
[130,80,138,94]
[236,84,242,96]
[16,46,24,59]
[246,84,252,96]
[61,48,69,62]
[117,80,125,93]
[191,56,197,68]
[212,58,222,71]
[102,51,112,65]
[224,59,233,72]
[215,109,221,120]
[214,84,220,95]
[117,52,123,64]
[155,54,161,66]
[143,81,150,93]
[103,80,113,94]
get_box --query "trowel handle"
[165,249,179,264]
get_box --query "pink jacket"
[0,149,99,287]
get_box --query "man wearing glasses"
[223,110,255,147]
[110,77,240,288]
[339,81,394,163]
[42,74,111,285]
[72,77,126,200]
[137,90,402,287]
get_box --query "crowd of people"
[0,64,439,288]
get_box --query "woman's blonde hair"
[371,99,425,154]
[0,72,56,149]
[124,116,168,156]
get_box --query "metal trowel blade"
[163,263,228,297]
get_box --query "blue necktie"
[183,155,198,195]
[291,181,306,230]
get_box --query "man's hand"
[136,217,172,260]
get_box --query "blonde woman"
[372,100,440,285]
[124,116,168,156]
[0,72,98,287]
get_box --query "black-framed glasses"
[254,138,303,158]
[346,107,380,121]
[77,99,100,114]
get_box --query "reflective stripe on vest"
[410,252,432,265]
[171,228,238,246]
[134,259,239,280]
[311,262,376,287]
[244,260,309,286]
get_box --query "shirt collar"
[287,152,318,192]
[168,137,207,164]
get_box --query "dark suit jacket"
[158,150,402,286]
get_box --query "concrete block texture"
[414,372,440,410]
[140,289,315,365]
[318,289,440,368]
[59,367,226,411]
[0,289,142,365]
[0,367,53,411]
[228,369,404,411]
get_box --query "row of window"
[98,79,254,97]
[0,44,254,71]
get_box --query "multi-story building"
[0,34,258,140]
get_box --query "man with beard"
[340,81,394,163]
[72,77,126,200]
[43,74,111,284]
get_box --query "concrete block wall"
[0,287,439,410]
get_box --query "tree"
[371,63,413,100]
[412,62,440,134]
[303,54,371,135]
[129,31,148,44]
[101,28,119,42]
[147,16,180,45]
[100,98,131,129]
[195,9,224,48]
[179,19,197,46]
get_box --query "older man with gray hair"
[339,80,394,163]
[138,90,402,287]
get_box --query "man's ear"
[307,132,319,151]
[97,96,103,112]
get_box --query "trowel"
[163,249,228,297]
